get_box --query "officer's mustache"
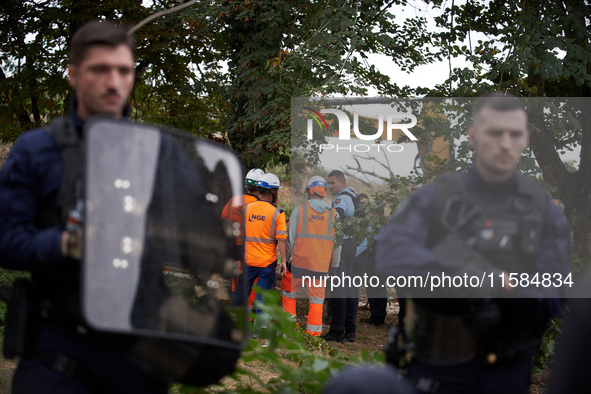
[102,88,120,98]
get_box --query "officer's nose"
[500,132,512,150]
[106,69,122,89]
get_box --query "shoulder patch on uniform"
[335,198,341,204]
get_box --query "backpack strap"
[338,189,366,218]
[43,116,85,223]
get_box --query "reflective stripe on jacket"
[291,201,335,275]
[243,200,287,267]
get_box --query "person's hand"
[60,231,68,255]
[279,261,287,276]
[61,229,83,260]
[329,266,338,277]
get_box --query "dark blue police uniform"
[547,270,591,394]
[325,187,359,341]
[375,165,571,394]
[0,106,169,393]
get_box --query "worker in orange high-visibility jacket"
[221,168,264,222]
[281,176,340,337]
[232,172,287,317]
[222,168,264,309]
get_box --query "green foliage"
[0,0,437,168]
[431,0,591,97]
[176,288,385,393]
[208,0,435,167]
[534,318,562,372]
[570,253,585,273]
[0,0,228,140]
[265,160,290,186]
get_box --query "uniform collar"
[68,97,131,130]
[68,98,85,132]
[465,164,518,196]
[335,186,354,197]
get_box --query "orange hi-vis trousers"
[280,269,326,336]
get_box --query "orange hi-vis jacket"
[221,193,259,222]
[244,200,287,268]
[222,193,260,296]
[291,201,336,277]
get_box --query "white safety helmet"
[257,173,281,189]
[245,168,265,186]
[306,175,327,190]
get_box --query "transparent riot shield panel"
[83,118,247,350]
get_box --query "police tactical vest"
[428,171,546,272]
[291,202,336,278]
[37,116,84,228]
[37,116,85,325]
[412,171,549,364]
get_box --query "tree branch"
[342,169,374,187]
[128,0,199,35]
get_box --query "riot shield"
[82,117,247,354]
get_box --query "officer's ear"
[467,126,476,148]
[68,65,78,89]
